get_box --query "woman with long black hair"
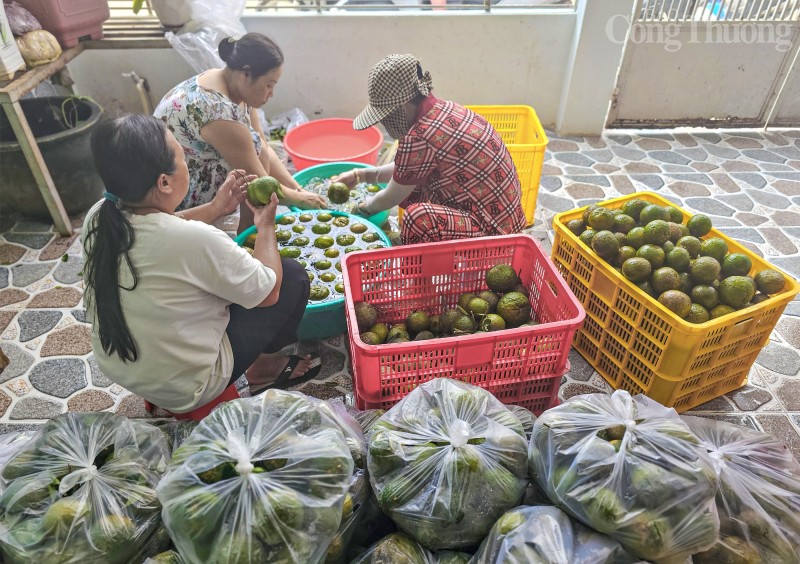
[82,114,321,414]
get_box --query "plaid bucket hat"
[353,54,433,131]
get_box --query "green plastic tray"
[291,161,390,230]
[234,210,392,340]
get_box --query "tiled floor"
[1,128,799,458]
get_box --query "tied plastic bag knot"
[622,419,639,447]
[225,433,254,476]
[707,450,725,474]
[683,415,800,563]
[235,459,254,476]
[59,464,100,496]
[448,419,472,448]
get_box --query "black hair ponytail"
[85,114,175,362]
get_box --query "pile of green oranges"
[354,264,536,344]
[567,199,786,324]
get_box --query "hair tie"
[228,37,237,43]
[103,191,119,204]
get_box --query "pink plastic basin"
[283,118,383,171]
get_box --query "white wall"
[67,5,650,134]
[557,0,635,135]
[244,13,575,126]
[68,12,577,129]
[69,48,194,116]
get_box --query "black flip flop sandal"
[249,355,322,396]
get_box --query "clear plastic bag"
[325,471,370,563]
[154,420,198,455]
[349,407,387,435]
[367,378,529,550]
[351,532,434,563]
[258,107,310,142]
[0,432,34,466]
[0,431,35,494]
[346,494,398,560]
[314,399,367,471]
[528,390,719,562]
[682,416,800,563]
[436,551,472,563]
[144,549,184,563]
[508,405,535,441]
[4,2,40,35]
[351,533,472,563]
[308,399,370,564]
[137,524,173,562]
[471,505,643,564]
[0,412,171,564]
[165,0,246,73]
[157,390,354,564]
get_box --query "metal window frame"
[637,0,800,22]
[107,0,577,20]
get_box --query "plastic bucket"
[17,0,108,47]
[283,118,383,171]
[0,96,104,218]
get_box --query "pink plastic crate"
[342,234,585,413]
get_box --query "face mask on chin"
[382,106,414,141]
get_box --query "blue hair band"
[103,192,119,204]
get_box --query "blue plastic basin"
[234,210,392,340]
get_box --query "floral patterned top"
[154,75,262,211]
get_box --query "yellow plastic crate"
[467,105,548,226]
[551,192,799,412]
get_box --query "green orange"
[247,176,284,205]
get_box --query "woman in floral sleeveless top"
[155,33,325,232]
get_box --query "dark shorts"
[225,257,310,385]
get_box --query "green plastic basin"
[291,161,390,230]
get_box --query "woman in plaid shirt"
[334,54,526,245]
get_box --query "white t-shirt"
[82,202,275,413]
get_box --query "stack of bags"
[0,379,798,563]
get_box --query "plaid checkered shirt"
[394,96,526,236]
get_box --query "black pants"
[226,258,310,385]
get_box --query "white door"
[767,44,800,126]
[608,0,800,128]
